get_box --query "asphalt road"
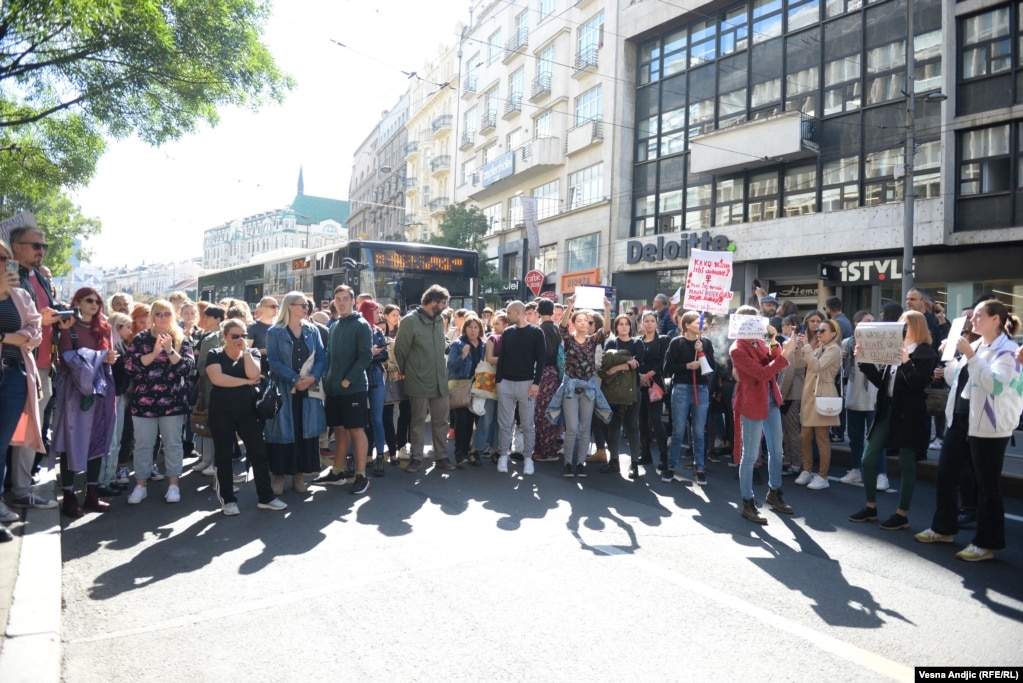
[60,455,1023,682]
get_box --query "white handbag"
[813,372,843,417]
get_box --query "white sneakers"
[191,460,210,473]
[807,474,830,490]
[497,455,509,473]
[794,470,813,486]
[929,438,943,451]
[877,474,890,491]
[257,498,287,511]
[523,458,535,476]
[165,485,181,504]
[839,468,862,484]
[127,486,148,504]
[201,465,215,476]
[222,502,240,516]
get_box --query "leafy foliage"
[0,0,292,269]
[432,203,502,298]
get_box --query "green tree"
[0,0,292,268]
[432,203,502,298]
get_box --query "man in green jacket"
[315,284,373,494]
[393,284,456,474]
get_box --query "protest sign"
[941,316,968,362]
[574,285,606,310]
[684,249,733,315]
[854,322,904,365]
[728,314,769,340]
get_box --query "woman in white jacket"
[919,300,1021,562]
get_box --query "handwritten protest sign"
[941,316,967,362]
[574,285,606,310]
[854,322,904,365]
[684,249,733,315]
[728,314,769,340]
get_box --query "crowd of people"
[2,224,1022,563]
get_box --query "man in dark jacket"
[494,301,546,476]
[316,285,373,494]
[393,284,457,474]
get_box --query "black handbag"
[255,377,282,421]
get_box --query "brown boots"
[741,498,766,525]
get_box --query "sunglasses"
[817,327,832,334]
[81,298,100,305]
[153,311,172,318]
[18,242,48,251]
[267,304,279,309]
[227,333,245,340]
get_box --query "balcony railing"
[503,96,522,117]
[430,155,451,173]
[530,73,551,101]
[460,130,475,149]
[404,141,419,156]
[480,111,497,131]
[432,114,453,134]
[503,27,529,60]
[574,46,599,73]
[429,197,450,213]
[462,75,477,96]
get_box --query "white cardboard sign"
[854,322,904,365]
[941,316,968,362]
[728,314,769,340]
[684,249,734,315]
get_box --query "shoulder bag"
[448,378,474,409]
[189,375,213,438]
[813,372,843,417]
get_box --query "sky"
[76,0,471,269]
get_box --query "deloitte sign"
[625,231,733,265]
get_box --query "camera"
[57,307,80,321]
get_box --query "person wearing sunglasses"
[206,319,284,515]
[124,299,195,505]
[248,296,280,360]
[52,288,119,517]
[793,318,843,490]
[0,238,45,534]
[7,226,65,510]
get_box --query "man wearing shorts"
[316,285,373,495]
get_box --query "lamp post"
[901,0,946,303]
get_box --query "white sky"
[76,0,471,269]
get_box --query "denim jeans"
[0,366,28,490]
[471,398,498,452]
[739,407,783,501]
[98,396,128,485]
[366,367,386,457]
[668,383,709,470]
[12,371,50,498]
[132,415,185,480]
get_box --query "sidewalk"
[0,470,62,683]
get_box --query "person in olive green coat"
[393,285,455,474]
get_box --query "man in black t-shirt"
[494,301,546,476]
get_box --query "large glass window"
[567,233,600,271]
[535,110,553,138]
[483,203,502,235]
[751,38,783,117]
[720,4,749,55]
[509,68,524,108]
[786,28,819,114]
[715,176,745,224]
[961,7,1011,79]
[575,85,602,125]
[748,171,780,221]
[685,174,712,229]
[488,29,502,65]
[569,163,603,209]
[823,15,862,116]
[690,18,718,65]
[538,243,558,274]
[864,147,903,205]
[532,180,561,220]
[821,155,860,211]
[752,0,783,44]
[913,140,941,199]
[960,125,1011,196]
[784,164,817,215]
[718,54,748,127]
[539,0,554,22]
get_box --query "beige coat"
[794,341,841,427]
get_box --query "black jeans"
[607,402,641,462]
[383,403,397,455]
[969,434,1009,550]
[929,415,970,535]
[452,406,476,458]
[211,407,272,505]
[639,392,668,462]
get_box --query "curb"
[0,472,61,683]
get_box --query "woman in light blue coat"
[264,291,327,494]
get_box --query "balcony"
[503,96,522,119]
[404,141,419,158]
[429,197,450,214]
[503,28,529,62]
[468,136,562,200]
[430,155,451,177]
[459,130,476,150]
[432,114,452,137]
[461,75,477,98]
[689,111,820,175]
[480,111,497,132]
[404,177,417,194]
[530,73,551,102]
[573,46,599,77]
[566,119,603,155]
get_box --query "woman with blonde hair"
[793,317,842,489]
[849,310,938,530]
[124,299,195,505]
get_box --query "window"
[569,163,603,209]
[508,196,523,226]
[483,203,502,235]
[663,28,688,77]
[579,12,604,56]
[690,19,717,65]
[715,176,745,225]
[488,29,502,65]
[538,45,554,81]
[685,175,712,229]
[785,29,819,114]
[508,127,526,151]
[463,105,477,141]
[961,7,1011,80]
[752,0,783,44]
[567,233,599,272]
[826,0,861,18]
[720,4,749,56]
[461,159,474,187]
[575,85,602,126]
[539,0,555,22]
[509,67,524,108]
[821,155,859,211]
[751,38,783,117]
[532,180,561,219]
[515,11,529,44]
[784,164,817,215]
[465,53,480,91]
[718,54,748,127]
[913,140,941,198]
[788,0,819,31]
[959,125,1011,196]
[823,15,862,116]
[535,110,553,138]
[502,252,520,279]
[538,243,558,274]
[748,171,779,221]
[864,147,903,205]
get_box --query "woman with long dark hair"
[663,311,716,485]
[637,312,669,470]
[601,313,644,477]
[793,318,842,490]
[448,315,485,466]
